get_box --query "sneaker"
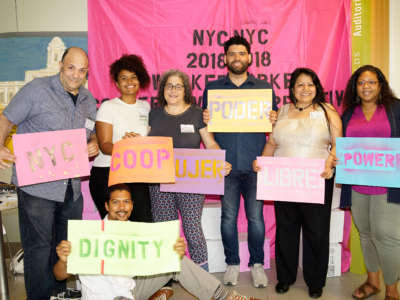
[250,263,268,288]
[50,288,82,299]
[224,265,240,286]
[148,286,174,300]
[226,290,261,300]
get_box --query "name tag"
[139,113,148,122]
[180,124,195,133]
[310,111,324,119]
[85,118,95,131]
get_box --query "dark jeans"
[89,166,152,222]
[18,183,83,300]
[221,170,265,266]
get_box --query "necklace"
[294,102,313,111]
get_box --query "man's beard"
[227,61,249,75]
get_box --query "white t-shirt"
[93,98,150,167]
[79,215,136,300]
[79,273,135,300]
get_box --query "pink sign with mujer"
[256,156,325,204]
[12,129,90,186]
[160,148,225,195]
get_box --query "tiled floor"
[7,260,393,300]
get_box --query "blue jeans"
[18,183,83,300]
[221,171,265,266]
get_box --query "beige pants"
[134,256,221,300]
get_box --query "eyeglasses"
[357,80,379,86]
[165,83,184,91]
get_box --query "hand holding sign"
[56,240,71,263]
[173,237,186,259]
[87,136,99,158]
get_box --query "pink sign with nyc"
[13,129,90,186]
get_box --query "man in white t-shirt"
[53,184,260,300]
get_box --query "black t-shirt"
[148,104,206,148]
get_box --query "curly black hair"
[342,65,396,113]
[109,54,150,89]
[223,35,251,54]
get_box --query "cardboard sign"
[108,137,175,186]
[160,148,225,195]
[207,89,273,132]
[256,156,325,204]
[67,220,180,276]
[12,129,90,186]
[336,137,400,187]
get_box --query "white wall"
[0,0,87,33]
[390,0,400,97]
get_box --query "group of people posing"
[0,34,399,300]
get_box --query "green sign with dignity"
[67,220,180,276]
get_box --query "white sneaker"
[224,265,240,286]
[250,263,268,288]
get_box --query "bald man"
[0,47,99,300]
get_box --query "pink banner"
[13,129,90,186]
[256,156,325,204]
[160,148,225,195]
[87,0,351,262]
[88,0,351,112]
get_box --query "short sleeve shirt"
[148,104,206,148]
[93,98,150,167]
[2,74,97,202]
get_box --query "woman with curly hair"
[89,54,152,222]
[340,65,400,300]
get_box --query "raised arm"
[96,121,114,155]
[321,103,342,178]
[173,237,187,259]
[199,127,232,175]
[199,127,219,150]
[53,240,73,281]
[87,133,99,158]
[252,106,281,172]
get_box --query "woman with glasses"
[148,69,231,271]
[89,54,153,222]
[340,65,400,300]
[254,67,342,298]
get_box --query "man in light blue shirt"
[0,47,99,300]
